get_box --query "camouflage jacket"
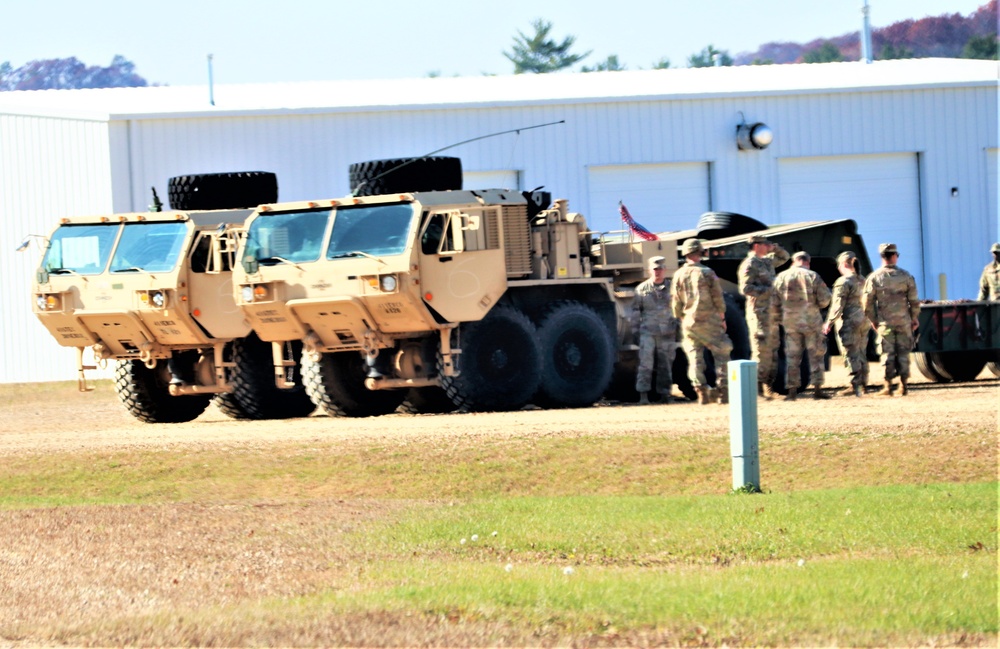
[978,261,1000,301]
[774,266,832,328]
[862,264,920,328]
[825,272,866,329]
[631,278,679,338]
[737,246,790,315]
[671,262,726,332]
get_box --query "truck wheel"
[696,212,769,241]
[214,335,316,419]
[349,157,462,196]
[927,352,986,382]
[167,171,278,210]
[987,361,1000,378]
[302,351,405,417]
[113,359,212,423]
[398,386,458,414]
[440,305,541,412]
[914,352,949,382]
[534,302,614,408]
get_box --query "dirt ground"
[0,362,997,646]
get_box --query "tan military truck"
[28,172,315,423]
[231,157,876,415]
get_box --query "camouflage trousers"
[747,309,780,384]
[877,325,914,381]
[783,325,825,390]
[635,333,677,394]
[836,320,869,389]
[682,328,733,390]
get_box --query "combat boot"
[838,386,856,397]
[697,387,712,405]
[638,391,650,405]
[659,392,673,404]
[717,387,728,405]
[761,383,775,401]
[879,381,894,396]
[784,387,797,402]
[899,380,908,396]
[813,387,830,400]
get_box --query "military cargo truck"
[231,159,875,414]
[28,172,315,423]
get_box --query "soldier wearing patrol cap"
[977,243,1000,301]
[862,243,920,396]
[631,256,679,404]
[737,233,789,399]
[671,239,733,404]
[823,251,871,397]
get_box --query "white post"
[729,360,760,492]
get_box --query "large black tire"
[398,386,458,415]
[914,352,949,383]
[113,359,212,424]
[927,352,986,382]
[167,171,278,211]
[440,305,541,412]
[702,293,751,387]
[213,334,316,420]
[302,351,405,417]
[696,212,769,241]
[534,302,615,409]
[987,361,1000,378]
[349,157,462,196]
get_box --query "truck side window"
[421,213,447,254]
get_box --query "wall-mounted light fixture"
[951,187,959,197]
[736,112,773,150]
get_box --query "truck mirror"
[243,256,259,274]
[36,269,49,285]
[460,214,481,231]
[209,235,223,275]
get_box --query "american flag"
[619,202,659,241]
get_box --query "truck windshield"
[243,208,330,265]
[327,203,416,259]
[42,223,120,275]
[109,221,189,273]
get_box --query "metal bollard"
[728,360,760,492]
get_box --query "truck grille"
[502,205,532,278]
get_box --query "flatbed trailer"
[914,300,1000,382]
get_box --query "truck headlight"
[380,274,398,292]
[36,294,48,310]
[151,291,166,308]
[35,294,60,310]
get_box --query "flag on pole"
[619,202,659,241]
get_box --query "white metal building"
[1,58,997,383]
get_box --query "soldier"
[774,251,832,401]
[862,242,920,396]
[671,239,733,405]
[822,251,870,397]
[977,242,1000,301]
[631,256,679,405]
[738,234,789,399]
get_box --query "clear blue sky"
[3,0,989,85]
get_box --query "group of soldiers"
[629,233,970,405]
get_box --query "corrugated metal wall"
[3,82,997,382]
[1,115,116,383]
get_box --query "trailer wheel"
[398,386,458,415]
[534,301,614,409]
[349,157,462,196]
[167,171,278,210]
[914,352,949,383]
[440,305,541,412]
[113,359,212,424]
[927,351,986,382]
[987,361,1000,378]
[214,335,316,419]
[302,351,405,418]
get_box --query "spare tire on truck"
[349,157,462,196]
[168,171,278,210]
[696,211,769,241]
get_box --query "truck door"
[416,208,507,323]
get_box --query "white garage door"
[588,163,710,236]
[464,169,521,191]
[987,148,998,242]
[779,153,923,292]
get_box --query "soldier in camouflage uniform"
[738,234,789,400]
[774,251,832,401]
[631,256,679,405]
[822,251,870,397]
[671,239,732,405]
[862,243,920,396]
[977,243,1000,301]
